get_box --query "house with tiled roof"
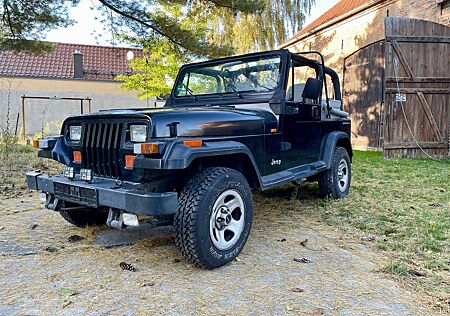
[281,0,449,157]
[0,42,152,136]
[281,0,449,51]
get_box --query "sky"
[45,0,341,47]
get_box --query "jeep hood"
[79,106,277,138]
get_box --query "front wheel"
[318,146,351,199]
[174,167,253,269]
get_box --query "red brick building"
[281,0,450,158]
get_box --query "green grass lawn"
[315,150,450,307]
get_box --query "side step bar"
[260,161,327,190]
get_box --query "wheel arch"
[164,140,263,190]
[336,137,353,161]
[320,132,353,168]
[189,153,262,190]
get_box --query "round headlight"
[130,125,147,142]
[69,126,82,141]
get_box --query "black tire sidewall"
[195,169,253,268]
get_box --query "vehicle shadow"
[95,183,325,250]
[256,182,323,202]
[252,182,327,226]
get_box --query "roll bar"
[294,51,331,117]
[324,66,342,102]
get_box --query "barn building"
[281,0,450,158]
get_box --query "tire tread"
[174,167,246,268]
[318,146,351,199]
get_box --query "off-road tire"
[318,146,351,199]
[60,209,108,228]
[174,167,253,269]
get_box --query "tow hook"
[45,194,62,211]
[107,208,126,229]
[107,208,140,229]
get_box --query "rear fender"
[320,132,352,168]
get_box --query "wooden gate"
[343,41,385,150]
[384,17,450,158]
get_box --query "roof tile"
[284,0,370,45]
[0,42,143,80]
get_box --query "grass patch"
[315,151,450,307]
[380,260,411,277]
[260,150,449,309]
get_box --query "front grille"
[81,122,124,178]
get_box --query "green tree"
[1,0,314,55]
[116,39,188,99]
[209,0,314,53]
[109,0,314,98]
[0,0,79,52]
[98,0,314,57]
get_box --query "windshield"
[174,54,281,97]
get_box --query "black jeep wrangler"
[27,49,352,268]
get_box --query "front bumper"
[26,170,178,216]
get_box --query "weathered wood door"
[343,41,385,150]
[384,17,450,158]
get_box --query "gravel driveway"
[0,189,432,315]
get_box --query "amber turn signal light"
[183,139,203,147]
[73,150,82,163]
[32,140,40,148]
[125,155,135,169]
[134,143,159,155]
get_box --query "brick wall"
[286,0,450,89]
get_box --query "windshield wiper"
[181,83,197,101]
[228,85,242,98]
[223,69,242,98]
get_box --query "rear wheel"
[174,167,253,269]
[318,146,351,198]
[60,206,108,228]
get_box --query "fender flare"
[37,135,73,166]
[320,132,352,168]
[134,140,263,187]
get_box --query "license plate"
[54,182,98,208]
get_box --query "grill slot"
[94,124,102,175]
[81,122,123,178]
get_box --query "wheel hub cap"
[215,207,232,229]
[337,159,349,192]
[209,189,245,250]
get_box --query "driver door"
[280,57,323,169]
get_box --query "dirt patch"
[0,193,434,315]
